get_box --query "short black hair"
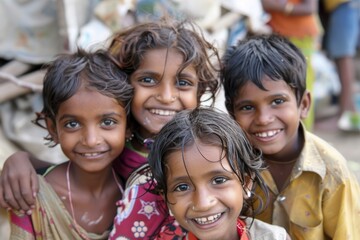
[221,34,306,116]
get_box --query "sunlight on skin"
[81,212,104,226]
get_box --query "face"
[165,141,248,240]
[48,86,127,172]
[232,76,310,160]
[130,48,199,138]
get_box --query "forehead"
[237,76,295,99]
[136,48,196,73]
[57,87,124,116]
[165,141,232,177]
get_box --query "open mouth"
[149,109,177,116]
[193,213,222,225]
[254,129,282,138]
[79,151,106,157]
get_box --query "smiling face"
[232,76,310,160]
[130,48,199,139]
[47,86,127,172]
[165,141,247,240]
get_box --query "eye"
[174,183,190,192]
[240,105,254,111]
[139,76,156,84]
[101,118,117,129]
[212,177,227,185]
[272,98,285,105]
[65,120,80,129]
[176,79,193,87]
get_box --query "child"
[1,18,221,239]
[9,48,133,239]
[221,34,360,239]
[148,107,290,240]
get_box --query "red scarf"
[185,218,249,240]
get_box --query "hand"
[0,151,39,214]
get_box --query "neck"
[67,162,117,194]
[131,131,154,153]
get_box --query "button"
[277,195,286,202]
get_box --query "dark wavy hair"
[221,34,307,117]
[108,17,220,105]
[148,107,269,218]
[34,48,133,146]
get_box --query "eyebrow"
[177,71,197,79]
[58,112,125,121]
[168,169,233,184]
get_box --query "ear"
[299,90,311,119]
[45,117,59,144]
[243,173,254,200]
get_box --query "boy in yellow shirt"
[221,34,360,239]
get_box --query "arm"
[262,0,318,16]
[0,151,52,213]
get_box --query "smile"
[80,152,106,157]
[193,213,222,225]
[150,109,177,116]
[254,129,281,138]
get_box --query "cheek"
[181,92,198,108]
[234,115,247,128]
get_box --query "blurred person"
[319,0,360,132]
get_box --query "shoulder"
[246,218,288,240]
[304,131,352,180]
[305,132,347,171]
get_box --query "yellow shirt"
[323,0,349,12]
[255,126,360,239]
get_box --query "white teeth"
[254,129,281,138]
[194,213,221,225]
[150,109,177,116]
[82,152,102,157]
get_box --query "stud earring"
[246,190,251,198]
[126,133,134,142]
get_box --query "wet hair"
[148,107,268,217]
[108,17,220,105]
[221,34,306,116]
[34,48,133,146]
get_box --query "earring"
[169,209,174,216]
[126,133,134,142]
[246,190,251,198]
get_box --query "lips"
[253,129,282,138]
[193,213,222,225]
[80,152,106,157]
[149,109,177,116]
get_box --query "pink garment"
[113,146,147,181]
[110,146,186,239]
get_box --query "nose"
[81,126,102,147]
[155,81,178,103]
[191,188,217,212]
[255,107,274,125]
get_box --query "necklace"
[66,162,124,239]
[133,131,154,149]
